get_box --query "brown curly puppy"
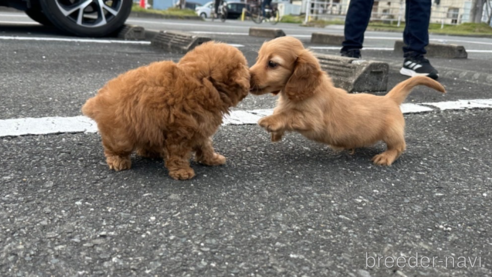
[82,42,250,180]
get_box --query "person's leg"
[403,0,430,57]
[214,0,220,17]
[262,0,271,16]
[400,0,438,79]
[341,0,374,58]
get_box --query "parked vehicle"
[195,1,214,18]
[1,0,133,37]
[221,1,245,19]
[175,1,202,10]
[196,0,245,20]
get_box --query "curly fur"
[250,36,446,165]
[82,41,250,180]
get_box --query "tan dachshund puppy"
[82,42,250,180]
[250,36,445,165]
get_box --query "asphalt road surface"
[1,11,492,277]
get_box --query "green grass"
[132,4,199,17]
[429,22,492,35]
[280,15,304,24]
[367,21,492,36]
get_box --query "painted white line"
[432,38,492,46]
[228,44,245,48]
[224,110,263,124]
[0,36,151,44]
[0,35,243,47]
[422,99,492,110]
[127,19,242,29]
[191,31,248,36]
[190,31,311,38]
[400,103,434,113]
[0,13,31,18]
[0,20,39,25]
[466,49,492,53]
[1,99,492,137]
[364,36,492,47]
[309,46,393,51]
[309,46,492,53]
[0,116,97,137]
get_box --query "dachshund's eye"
[268,60,278,68]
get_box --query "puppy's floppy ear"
[283,49,322,102]
[231,64,251,93]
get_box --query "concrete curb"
[310,32,344,45]
[394,40,467,59]
[117,25,146,40]
[315,53,389,93]
[249,27,285,38]
[150,30,211,53]
[143,30,161,41]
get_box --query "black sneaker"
[400,56,438,80]
[340,49,361,59]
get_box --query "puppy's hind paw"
[169,168,196,180]
[271,132,283,142]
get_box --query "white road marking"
[0,36,151,44]
[309,46,394,51]
[400,103,434,113]
[0,20,39,25]
[191,31,248,36]
[422,99,492,110]
[1,33,491,52]
[0,13,29,17]
[4,35,491,53]
[1,99,491,137]
[308,46,492,53]
[127,19,240,29]
[0,116,96,137]
[0,35,246,47]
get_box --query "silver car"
[1,0,133,37]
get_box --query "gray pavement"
[1,12,492,277]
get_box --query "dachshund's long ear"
[283,50,323,102]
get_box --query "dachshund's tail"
[385,76,445,105]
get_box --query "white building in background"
[296,0,492,26]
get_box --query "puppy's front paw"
[258,117,282,132]
[106,155,131,171]
[271,132,283,142]
[372,153,395,166]
[198,153,226,166]
[169,168,196,180]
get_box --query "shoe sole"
[400,67,438,80]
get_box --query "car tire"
[39,0,133,37]
[25,0,53,26]
[200,12,207,18]
[25,8,53,25]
